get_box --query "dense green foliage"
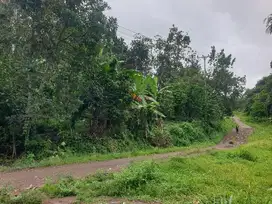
[207,46,246,115]
[242,18,272,120]
[0,0,245,161]
[243,75,272,119]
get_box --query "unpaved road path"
[0,117,253,191]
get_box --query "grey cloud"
[106,0,272,88]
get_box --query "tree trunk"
[12,133,16,159]
[144,116,148,139]
[24,72,32,148]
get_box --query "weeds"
[228,150,258,162]
[101,161,161,197]
[0,188,45,204]
[41,176,77,198]
[0,118,234,172]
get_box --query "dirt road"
[0,117,253,191]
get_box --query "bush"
[228,150,257,162]
[10,190,45,204]
[92,170,114,182]
[0,188,45,204]
[148,127,172,148]
[101,161,161,196]
[41,176,77,198]
[0,188,11,204]
[25,139,53,159]
[168,124,190,146]
[166,122,207,146]
[238,150,257,162]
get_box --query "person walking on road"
[236,125,239,134]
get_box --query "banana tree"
[128,71,165,138]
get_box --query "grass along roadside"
[42,114,271,203]
[0,118,234,173]
[0,143,214,173]
[2,114,269,204]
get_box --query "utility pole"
[199,55,209,122]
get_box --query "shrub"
[10,190,45,204]
[148,127,172,148]
[0,188,11,204]
[168,124,191,146]
[167,122,207,146]
[41,176,77,198]
[101,161,161,196]
[0,188,45,204]
[228,150,257,162]
[92,170,114,182]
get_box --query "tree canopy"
[207,46,246,115]
[264,13,272,68]
[0,0,245,159]
[244,12,272,119]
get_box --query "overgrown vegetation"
[241,13,272,120]
[243,74,272,120]
[0,117,234,171]
[0,0,245,165]
[1,114,270,204]
[0,187,45,204]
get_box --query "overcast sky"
[105,0,272,88]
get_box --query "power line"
[82,21,156,42]
[117,30,135,40]
[118,25,140,35]
[117,24,166,41]
[118,25,153,40]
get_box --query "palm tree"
[264,14,272,35]
[264,14,272,68]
